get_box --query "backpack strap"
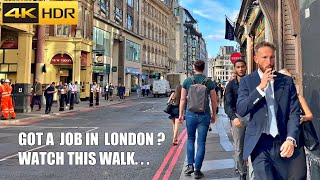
[201,77,209,85]
[190,76,197,84]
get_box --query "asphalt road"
[0,97,187,180]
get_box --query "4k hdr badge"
[2,1,78,24]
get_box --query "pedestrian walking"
[142,85,146,97]
[167,85,182,146]
[67,81,72,105]
[75,81,80,104]
[69,82,77,110]
[56,81,63,108]
[104,83,109,100]
[136,84,141,97]
[146,84,150,96]
[96,83,101,105]
[118,84,125,101]
[59,83,67,111]
[237,41,301,180]
[279,69,313,180]
[89,82,96,107]
[44,82,56,114]
[109,83,114,101]
[179,60,218,179]
[0,79,16,120]
[224,59,249,180]
[31,78,42,111]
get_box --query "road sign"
[230,52,242,64]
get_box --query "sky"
[179,0,241,58]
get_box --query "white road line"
[0,145,47,162]
[85,127,99,133]
[143,107,154,112]
[3,126,98,129]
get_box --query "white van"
[153,80,171,97]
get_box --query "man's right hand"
[258,68,277,90]
[232,118,242,128]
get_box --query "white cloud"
[205,34,225,42]
[190,0,239,23]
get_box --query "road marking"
[152,128,187,180]
[86,127,99,133]
[2,126,98,129]
[0,145,47,162]
[143,108,154,112]
[163,131,188,180]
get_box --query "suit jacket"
[236,71,300,160]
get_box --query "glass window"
[127,14,133,31]
[127,0,133,7]
[57,25,69,36]
[93,27,110,56]
[104,31,110,55]
[126,40,141,62]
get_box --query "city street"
[0,97,237,180]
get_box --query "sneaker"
[184,164,194,175]
[194,170,204,179]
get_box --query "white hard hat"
[4,79,10,83]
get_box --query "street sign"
[230,52,242,64]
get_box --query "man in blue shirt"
[45,82,56,114]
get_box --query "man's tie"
[266,81,278,137]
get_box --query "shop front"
[125,67,141,92]
[44,36,93,100]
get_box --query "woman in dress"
[167,85,182,146]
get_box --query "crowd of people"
[164,41,317,180]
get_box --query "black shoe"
[45,111,49,114]
[1,117,8,120]
[184,164,194,175]
[208,127,212,131]
[194,170,204,179]
[11,117,16,119]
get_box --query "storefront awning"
[125,67,140,75]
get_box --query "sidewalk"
[179,106,238,180]
[1,93,147,125]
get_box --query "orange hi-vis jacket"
[0,84,16,119]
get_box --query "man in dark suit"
[237,41,301,180]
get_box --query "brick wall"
[283,0,297,77]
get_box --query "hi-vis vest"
[0,84,12,98]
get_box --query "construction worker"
[0,78,4,118]
[0,79,16,120]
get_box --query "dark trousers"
[67,90,71,104]
[251,134,289,180]
[45,97,53,113]
[59,94,65,111]
[146,89,150,96]
[70,93,75,110]
[142,89,145,96]
[96,92,99,105]
[105,91,109,100]
[31,95,42,110]
[89,92,94,107]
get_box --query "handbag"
[163,103,173,114]
[301,120,319,151]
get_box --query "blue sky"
[179,0,240,58]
